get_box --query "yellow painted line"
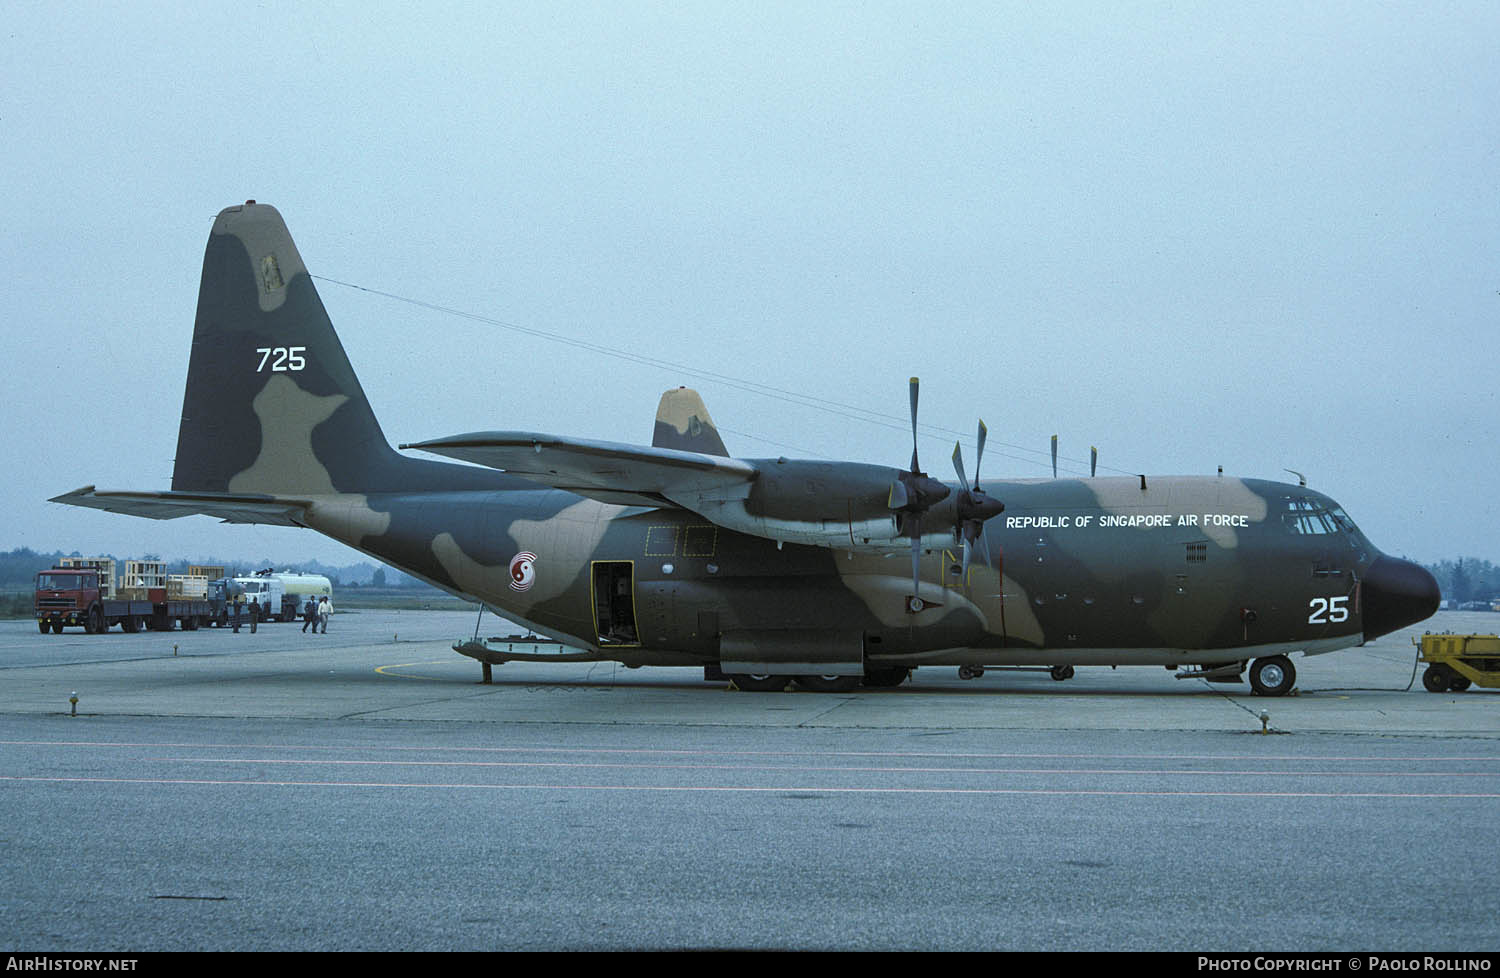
[374,659,469,681]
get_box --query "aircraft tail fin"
[172,202,414,495]
[651,387,729,457]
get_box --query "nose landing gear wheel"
[1249,655,1295,697]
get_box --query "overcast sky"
[3,2,1496,567]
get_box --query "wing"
[50,486,311,527]
[399,432,758,508]
[401,432,933,554]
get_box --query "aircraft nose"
[1362,555,1440,640]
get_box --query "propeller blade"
[975,420,988,483]
[1051,434,1058,479]
[951,441,970,493]
[961,535,972,579]
[908,377,920,473]
[1091,446,1097,478]
[888,480,909,510]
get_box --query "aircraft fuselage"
[297,470,1411,673]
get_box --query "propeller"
[888,377,950,610]
[951,420,1005,577]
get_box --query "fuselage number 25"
[256,347,307,372]
[1308,596,1349,625]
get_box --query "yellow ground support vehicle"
[1417,633,1500,692]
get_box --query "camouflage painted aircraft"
[53,202,1441,695]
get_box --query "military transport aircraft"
[53,202,1441,695]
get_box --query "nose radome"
[1363,556,1441,640]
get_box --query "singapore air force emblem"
[509,552,538,591]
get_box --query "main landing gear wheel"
[1249,655,1296,697]
[730,674,790,692]
[797,674,861,693]
[862,666,910,688]
[1050,665,1075,681]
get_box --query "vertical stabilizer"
[651,387,729,457]
[172,202,411,495]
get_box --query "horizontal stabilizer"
[50,486,310,527]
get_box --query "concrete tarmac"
[2,609,1497,950]
[4,609,1496,734]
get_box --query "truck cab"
[34,569,101,633]
[234,575,289,621]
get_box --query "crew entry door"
[592,561,640,647]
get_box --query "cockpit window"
[1281,497,1338,534]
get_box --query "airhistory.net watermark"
[6,959,137,972]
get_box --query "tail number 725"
[1308,596,1349,624]
[256,346,307,372]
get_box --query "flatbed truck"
[35,567,214,633]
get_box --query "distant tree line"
[1424,558,1500,605]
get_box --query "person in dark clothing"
[302,598,317,633]
[232,595,242,633]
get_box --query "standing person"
[231,594,242,633]
[301,597,317,634]
[249,599,258,634]
[317,596,330,634]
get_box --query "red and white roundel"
[509,552,538,591]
